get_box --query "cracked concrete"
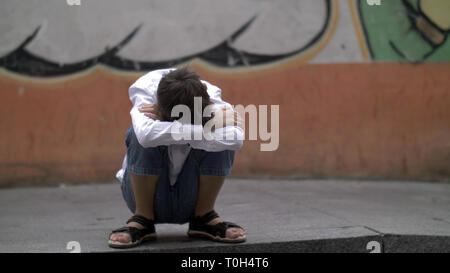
[0,179,449,253]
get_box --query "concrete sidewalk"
[0,179,449,253]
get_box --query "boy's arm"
[134,102,244,151]
[188,82,244,151]
[131,77,244,151]
[190,126,244,152]
[130,85,204,148]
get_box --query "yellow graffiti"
[421,0,450,30]
[348,0,370,61]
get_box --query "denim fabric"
[121,126,235,224]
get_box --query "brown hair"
[157,67,212,126]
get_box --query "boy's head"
[157,67,212,125]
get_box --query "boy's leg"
[111,174,158,243]
[190,150,245,239]
[194,175,224,217]
[110,127,165,243]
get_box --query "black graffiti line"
[0,0,332,77]
[0,24,144,76]
[102,0,332,71]
[403,0,442,48]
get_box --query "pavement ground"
[0,178,449,253]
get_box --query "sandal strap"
[195,210,220,224]
[223,221,243,230]
[109,215,155,243]
[189,210,244,239]
[110,226,149,243]
[126,214,154,228]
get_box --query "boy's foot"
[188,210,246,243]
[108,215,156,248]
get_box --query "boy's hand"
[138,104,161,120]
[212,107,244,129]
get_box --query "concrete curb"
[101,234,450,253]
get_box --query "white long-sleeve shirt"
[116,68,244,185]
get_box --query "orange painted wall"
[1,62,450,186]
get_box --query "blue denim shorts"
[121,126,235,224]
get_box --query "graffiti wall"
[1,0,449,186]
[356,0,450,62]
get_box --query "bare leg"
[110,174,157,243]
[194,175,245,239]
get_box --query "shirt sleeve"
[188,81,244,151]
[189,126,244,151]
[129,74,243,151]
[129,84,204,148]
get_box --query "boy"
[109,67,246,248]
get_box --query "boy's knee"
[125,126,166,176]
[194,150,235,177]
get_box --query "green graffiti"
[359,0,450,62]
